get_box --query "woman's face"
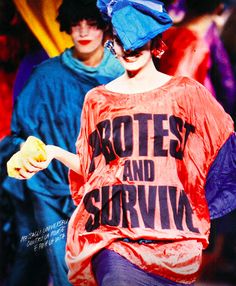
[71,19,104,55]
[113,36,152,73]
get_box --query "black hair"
[56,0,107,34]
[161,0,175,8]
[185,0,222,15]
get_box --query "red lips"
[78,40,92,45]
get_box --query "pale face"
[113,36,153,73]
[71,19,104,56]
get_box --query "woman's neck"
[106,60,172,94]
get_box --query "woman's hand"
[17,145,56,179]
[8,143,81,180]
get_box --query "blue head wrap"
[97,0,173,51]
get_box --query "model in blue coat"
[0,0,124,285]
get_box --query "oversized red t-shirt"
[67,76,234,285]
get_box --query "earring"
[105,40,117,57]
[151,38,168,59]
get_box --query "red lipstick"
[78,40,92,45]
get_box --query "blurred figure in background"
[160,1,236,285]
[0,34,15,140]
[220,0,236,79]
[0,1,50,285]
[166,0,186,23]
[13,42,49,103]
[160,0,236,119]
[0,0,124,285]
[0,0,18,141]
[1,33,50,286]
[202,5,236,284]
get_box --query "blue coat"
[1,47,124,199]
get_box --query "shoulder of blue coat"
[30,54,65,77]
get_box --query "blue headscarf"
[97,0,173,51]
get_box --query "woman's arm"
[18,145,80,179]
[49,145,80,173]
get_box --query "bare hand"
[17,145,55,179]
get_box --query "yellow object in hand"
[7,136,47,178]
[7,151,24,178]
[21,136,47,162]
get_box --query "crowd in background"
[0,0,236,285]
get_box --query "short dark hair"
[56,0,107,34]
[161,0,175,8]
[186,0,222,14]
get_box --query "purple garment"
[205,133,236,219]
[167,0,186,16]
[13,48,48,102]
[92,249,194,286]
[204,23,236,115]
